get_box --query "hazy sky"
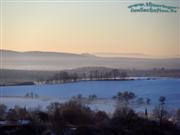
[0,0,180,58]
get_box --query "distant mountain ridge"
[1,50,180,70]
[1,50,90,57]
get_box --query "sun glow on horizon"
[0,0,179,58]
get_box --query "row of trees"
[48,72,78,83]
[112,91,151,107]
[47,69,128,83]
[88,69,128,80]
[24,92,39,99]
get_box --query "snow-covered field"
[0,78,180,113]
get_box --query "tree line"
[47,69,128,83]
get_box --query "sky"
[0,0,180,58]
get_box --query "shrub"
[60,101,94,125]
[112,105,138,129]
[94,111,109,126]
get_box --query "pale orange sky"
[0,0,180,58]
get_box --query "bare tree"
[153,96,169,127]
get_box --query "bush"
[6,105,29,121]
[48,101,94,134]
[60,101,94,125]
[112,105,138,129]
[94,111,109,126]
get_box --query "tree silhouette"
[153,96,169,127]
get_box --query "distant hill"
[1,50,180,70]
